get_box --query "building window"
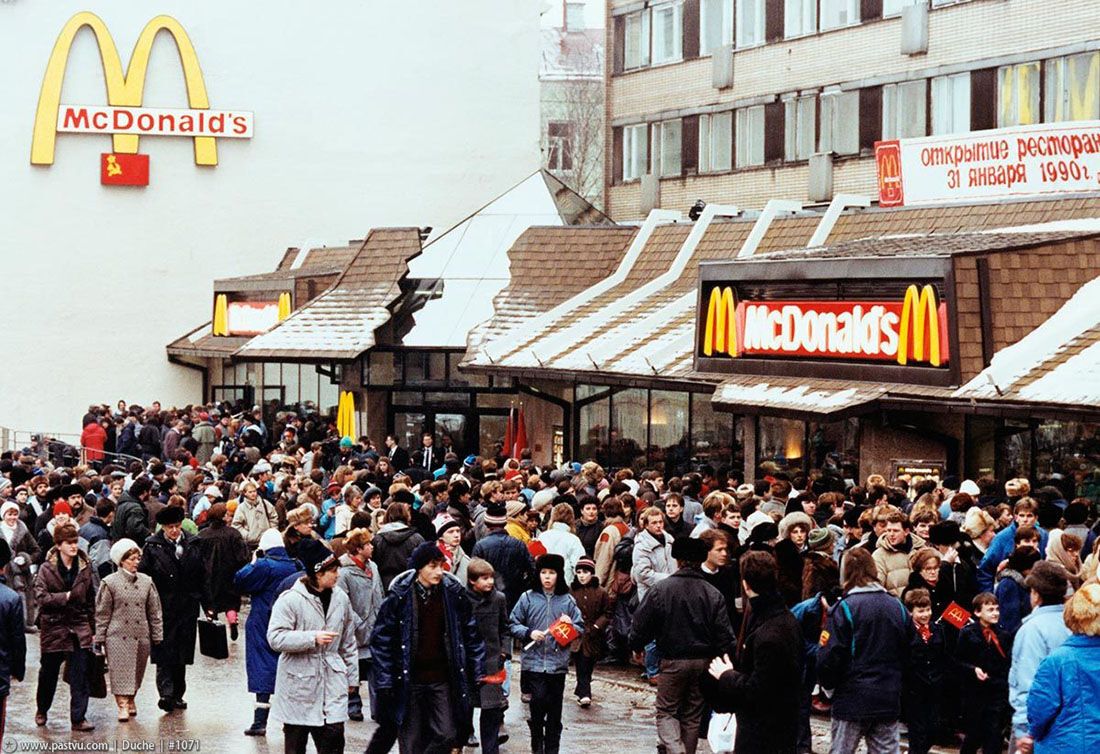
[699,112,733,173]
[819,89,859,155]
[700,0,734,55]
[735,106,765,167]
[820,0,859,31]
[565,2,586,30]
[1045,52,1100,123]
[883,80,928,139]
[547,122,574,171]
[648,390,689,470]
[735,0,765,48]
[652,119,682,177]
[624,9,651,70]
[651,1,683,64]
[784,0,816,38]
[785,95,816,162]
[757,416,806,474]
[882,0,919,16]
[931,72,971,135]
[998,62,1041,127]
[623,123,648,181]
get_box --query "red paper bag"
[941,601,971,629]
[547,616,579,647]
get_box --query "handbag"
[706,712,737,753]
[63,650,107,698]
[197,617,229,660]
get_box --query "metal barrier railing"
[0,426,143,467]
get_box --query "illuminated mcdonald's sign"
[875,140,905,208]
[31,11,253,177]
[698,283,949,367]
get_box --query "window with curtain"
[819,89,859,155]
[785,0,816,38]
[699,112,733,173]
[625,9,651,70]
[931,72,971,135]
[736,106,765,167]
[1044,52,1100,123]
[735,0,765,48]
[785,95,816,161]
[883,80,928,139]
[610,389,647,470]
[998,61,1041,127]
[623,123,648,181]
[700,0,733,55]
[820,0,859,31]
[652,119,682,177]
[651,1,683,64]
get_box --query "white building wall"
[0,0,540,435]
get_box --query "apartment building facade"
[604,0,1100,218]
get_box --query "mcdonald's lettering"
[31,12,253,173]
[698,284,950,367]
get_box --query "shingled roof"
[233,228,422,360]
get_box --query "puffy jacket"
[372,524,425,590]
[234,547,301,694]
[629,567,735,660]
[509,588,585,674]
[630,528,674,603]
[1028,634,1100,753]
[369,571,485,726]
[111,493,150,545]
[267,579,359,727]
[0,578,26,697]
[539,523,586,584]
[1010,604,1070,737]
[231,498,279,549]
[471,529,535,609]
[336,554,384,660]
[872,533,925,597]
[817,583,912,722]
[978,522,1049,591]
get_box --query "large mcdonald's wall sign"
[700,284,950,367]
[31,12,254,185]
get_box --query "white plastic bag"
[706,712,737,753]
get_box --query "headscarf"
[1047,529,1083,585]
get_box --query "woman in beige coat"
[94,538,164,721]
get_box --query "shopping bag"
[706,712,737,753]
[197,617,229,660]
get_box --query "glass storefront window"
[299,364,319,407]
[578,396,609,464]
[692,393,740,474]
[394,412,426,451]
[480,415,508,459]
[263,362,280,388]
[757,417,806,475]
[282,363,300,404]
[318,374,339,418]
[1033,420,1100,502]
[428,352,447,382]
[648,390,689,474]
[405,352,427,384]
[610,388,647,470]
[809,418,860,479]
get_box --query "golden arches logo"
[703,286,738,357]
[31,12,217,166]
[897,284,942,367]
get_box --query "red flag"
[101,153,149,186]
[503,407,515,460]
[941,601,971,629]
[512,406,528,459]
[547,616,579,647]
[480,669,507,685]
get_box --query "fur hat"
[392,489,416,506]
[407,542,445,572]
[109,538,140,566]
[156,505,185,526]
[961,507,995,540]
[0,501,19,520]
[483,502,508,526]
[299,538,337,574]
[286,506,314,527]
[1005,478,1030,498]
[746,521,779,547]
[258,528,285,553]
[1025,561,1070,603]
[1064,582,1100,636]
[928,520,962,546]
[535,553,568,595]
[734,483,755,501]
[670,537,709,564]
[778,511,813,541]
[740,510,774,546]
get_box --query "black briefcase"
[197,617,229,660]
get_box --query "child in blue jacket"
[509,553,585,754]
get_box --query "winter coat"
[471,529,535,610]
[79,517,113,579]
[978,522,1049,591]
[1010,604,1071,738]
[774,539,806,606]
[539,522,586,584]
[93,568,163,695]
[994,568,1031,635]
[33,548,97,653]
[817,583,913,722]
[336,554,384,660]
[630,528,674,603]
[197,521,250,613]
[440,541,470,586]
[191,423,217,464]
[468,586,509,709]
[233,546,301,694]
[369,571,486,726]
[372,523,425,590]
[139,530,204,666]
[509,588,585,674]
[593,519,630,586]
[873,533,925,597]
[112,493,151,545]
[957,621,1012,706]
[231,497,279,549]
[903,621,948,700]
[267,579,359,726]
[706,591,801,754]
[571,582,611,658]
[2,519,40,592]
[0,578,26,697]
[629,567,735,659]
[1027,634,1100,753]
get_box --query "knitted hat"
[156,506,185,525]
[670,537,708,563]
[407,542,445,572]
[109,538,140,566]
[299,538,337,574]
[807,527,834,553]
[51,501,73,516]
[505,500,527,519]
[0,500,19,519]
[483,502,508,526]
[433,514,462,538]
[739,510,773,545]
[258,528,285,553]
[575,557,597,574]
[339,437,354,448]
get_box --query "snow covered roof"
[540,28,603,81]
[713,376,891,419]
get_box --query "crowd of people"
[1,399,1099,754]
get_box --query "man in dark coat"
[630,537,736,754]
[706,550,802,754]
[139,505,204,712]
[412,432,444,473]
[112,477,152,545]
[369,542,486,754]
[0,540,27,746]
[383,434,411,472]
[471,503,535,611]
[197,503,249,639]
